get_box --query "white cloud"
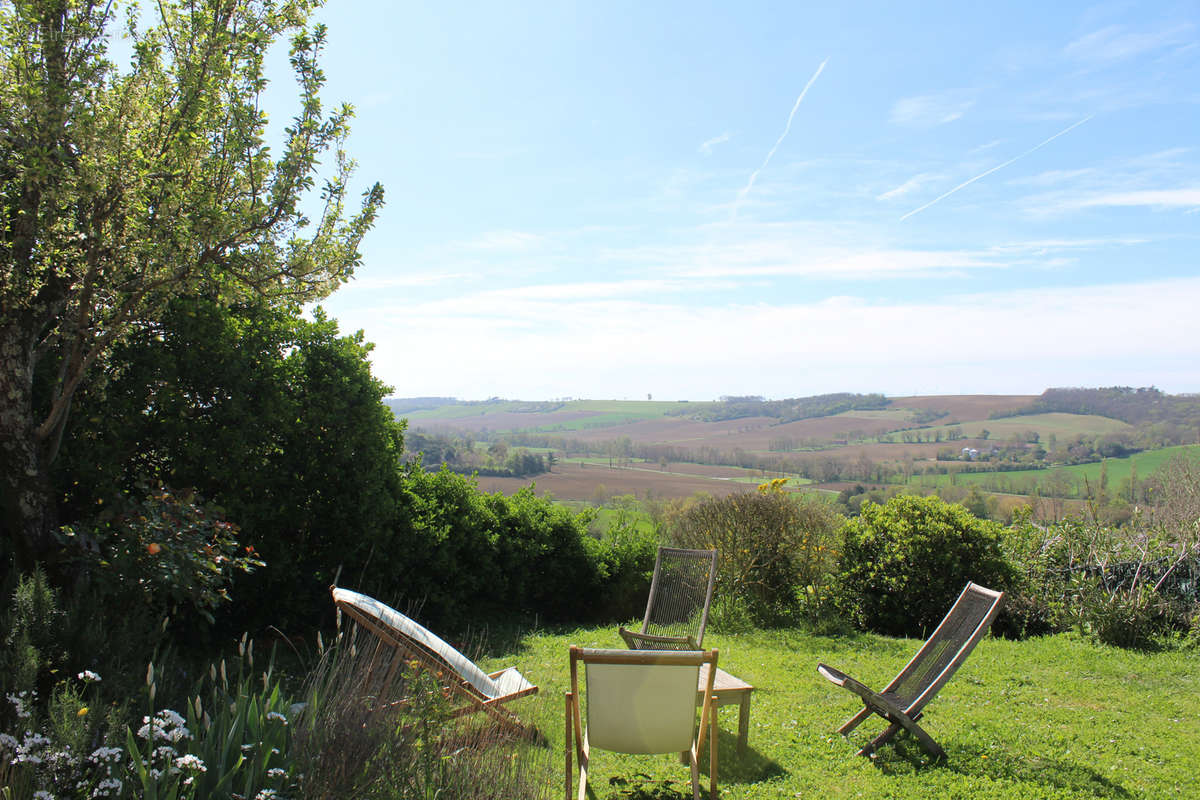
[1007,168,1096,187]
[1074,188,1200,209]
[876,173,940,201]
[698,132,731,155]
[1065,24,1194,63]
[889,91,976,127]
[970,139,1005,154]
[360,276,1200,399]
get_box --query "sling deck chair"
[818,582,1004,760]
[566,647,719,800]
[331,587,538,737]
[619,547,717,651]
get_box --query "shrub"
[666,489,843,627]
[389,468,602,629]
[581,510,660,624]
[1002,510,1199,648]
[63,487,264,627]
[834,494,1013,636]
[1,570,67,697]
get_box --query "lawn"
[479,625,1198,799]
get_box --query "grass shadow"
[699,727,787,785]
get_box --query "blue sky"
[285,1,1199,400]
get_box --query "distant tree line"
[404,430,550,478]
[996,387,1200,426]
[667,392,890,423]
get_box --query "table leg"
[737,693,751,755]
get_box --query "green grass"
[909,444,1200,493]
[481,625,1198,799]
[925,413,1132,440]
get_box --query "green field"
[916,412,1133,441]
[908,444,1200,494]
[480,625,1199,799]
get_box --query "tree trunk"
[0,322,56,571]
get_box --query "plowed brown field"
[473,461,771,502]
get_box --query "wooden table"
[697,664,754,754]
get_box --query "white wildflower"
[175,753,207,772]
[77,670,102,683]
[138,710,190,743]
[268,767,286,778]
[92,777,122,798]
[6,693,31,719]
[266,711,287,725]
[88,746,124,764]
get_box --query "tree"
[56,297,405,631]
[0,1,382,566]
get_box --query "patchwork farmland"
[392,389,1200,512]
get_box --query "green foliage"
[57,296,404,632]
[1,570,66,695]
[1021,386,1200,426]
[1,569,157,728]
[62,488,263,626]
[672,392,889,423]
[0,0,383,567]
[1001,509,1199,648]
[392,468,601,628]
[835,494,1014,636]
[581,507,660,624]
[665,490,843,627]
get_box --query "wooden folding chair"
[332,587,538,737]
[620,547,717,651]
[566,647,719,800]
[819,582,1004,760]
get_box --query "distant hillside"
[1002,387,1200,425]
[668,392,890,423]
[386,396,459,414]
[391,389,1198,508]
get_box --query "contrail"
[732,58,828,217]
[900,114,1094,222]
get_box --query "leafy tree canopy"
[0,0,382,565]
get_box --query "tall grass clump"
[291,624,552,800]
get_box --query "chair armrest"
[819,664,874,700]
[819,663,909,720]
